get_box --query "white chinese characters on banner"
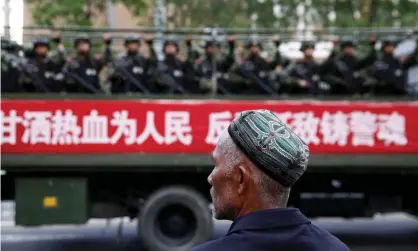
[51,110,81,145]
[136,111,165,145]
[0,109,410,148]
[204,110,409,147]
[81,110,109,144]
[274,112,292,126]
[377,112,407,146]
[205,111,233,145]
[19,110,81,145]
[320,111,350,146]
[21,111,53,145]
[289,112,320,145]
[110,110,137,145]
[350,111,378,147]
[165,111,193,145]
[0,110,22,145]
[1,109,193,146]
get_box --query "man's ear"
[237,164,251,195]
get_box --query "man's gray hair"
[218,134,242,175]
[254,169,290,207]
[220,132,290,206]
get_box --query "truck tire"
[138,186,213,251]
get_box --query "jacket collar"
[227,208,310,235]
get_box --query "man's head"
[247,39,262,56]
[300,42,315,58]
[340,40,356,56]
[204,41,214,55]
[208,110,309,221]
[124,35,141,53]
[383,43,395,55]
[73,34,91,54]
[381,38,397,55]
[249,44,261,55]
[32,38,50,57]
[164,40,178,56]
[34,44,49,56]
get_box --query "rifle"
[113,63,151,93]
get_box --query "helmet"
[381,36,398,51]
[163,38,179,52]
[32,38,50,48]
[340,37,357,49]
[124,34,141,45]
[246,37,262,49]
[204,40,214,49]
[300,41,315,52]
[74,33,91,48]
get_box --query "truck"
[2,93,418,251]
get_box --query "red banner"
[1,99,418,154]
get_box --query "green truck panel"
[3,153,418,171]
[15,178,88,226]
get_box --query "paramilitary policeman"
[374,36,418,95]
[370,37,406,95]
[281,41,322,95]
[271,36,291,69]
[108,34,155,93]
[1,36,24,92]
[326,36,377,94]
[185,37,201,64]
[19,38,65,92]
[194,37,236,94]
[63,33,112,93]
[48,34,69,69]
[22,43,35,59]
[235,37,283,94]
[150,38,199,94]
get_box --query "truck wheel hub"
[157,204,196,239]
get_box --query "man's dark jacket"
[191,208,350,251]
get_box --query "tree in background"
[24,0,147,26]
[316,0,418,28]
[165,0,249,28]
[165,0,418,28]
[25,0,418,28]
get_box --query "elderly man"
[192,110,350,251]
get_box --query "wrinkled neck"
[233,189,286,221]
[235,198,282,220]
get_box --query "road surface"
[2,201,418,251]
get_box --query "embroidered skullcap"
[227,110,309,187]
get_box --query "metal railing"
[19,25,418,34]
[14,25,417,58]
[18,25,418,44]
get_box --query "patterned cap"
[228,110,309,187]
